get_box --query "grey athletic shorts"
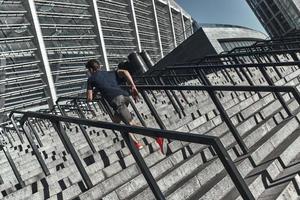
[110,95,133,124]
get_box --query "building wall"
[202,26,267,53]
[0,0,193,113]
[0,58,5,118]
[154,25,267,68]
[247,0,300,37]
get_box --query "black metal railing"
[9,110,255,200]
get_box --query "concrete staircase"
[1,55,300,199]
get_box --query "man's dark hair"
[86,59,101,71]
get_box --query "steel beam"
[167,0,177,47]
[90,0,109,71]
[152,0,164,58]
[130,0,142,52]
[180,9,187,40]
[23,0,57,106]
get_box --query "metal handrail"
[9,110,255,200]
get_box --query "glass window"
[271,18,284,34]
[276,13,291,31]
[260,1,273,18]
[265,0,280,14]
[256,6,268,23]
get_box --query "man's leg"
[114,99,143,149]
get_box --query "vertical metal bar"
[255,56,292,116]
[231,57,262,98]
[35,118,45,136]
[101,98,165,199]
[79,124,96,154]
[152,0,164,58]
[121,132,165,200]
[10,116,24,143]
[90,0,109,70]
[265,54,283,79]
[92,101,98,112]
[213,140,254,200]
[170,70,189,104]
[189,16,193,35]
[130,0,142,52]
[291,88,300,107]
[197,69,249,155]
[27,120,43,147]
[22,122,50,176]
[180,9,187,40]
[51,120,93,189]
[159,77,185,116]
[23,0,57,106]
[6,129,15,142]
[86,102,97,117]
[74,100,86,119]
[167,0,177,47]
[145,78,158,102]
[140,90,166,130]
[2,146,25,188]
[128,99,147,127]
[57,102,71,129]
[2,128,12,146]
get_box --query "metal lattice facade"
[0,0,193,113]
[247,0,300,37]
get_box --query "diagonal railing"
[9,110,255,200]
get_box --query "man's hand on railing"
[131,85,140,103]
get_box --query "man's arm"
[87,89,93,102]
[86,78,93,102]
[117,69,139,101]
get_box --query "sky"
[176,0,267,34]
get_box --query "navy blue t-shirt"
[87,70,129,102]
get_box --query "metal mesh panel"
[156,1,174,56]
[97,0,136,69]
[0,0,49,112]
[172,9,184,45]
[35,0,101,97]
[184,16,192,38]
[134,0,160,63]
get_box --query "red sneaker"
[156,137,167,154]
[134,142,143,150]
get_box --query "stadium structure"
[0,0,300,200]
[0,0,193,113]
[247,0,300,36]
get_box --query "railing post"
[158,77,185,117]
[197,69,249,155]
[231,57,263,98]
[10,116,24,143]
[254,55,292,116]
[56,102,71,129]
[140,90,166,130]
[22,122,50,176]
[128,99,147,127]
[78,124,96,154]
[27,119,43,147]
[291,87,300,106]
[170,70,190,105]
[86,102,97,117]
[101,98,165,200]
[1,145,25,188]
[74,100,87,119]
[34,118,45,136]
[121,131,165,200]
[2,128,13,146]
[212,139,255,200]
[51,120,93,189]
